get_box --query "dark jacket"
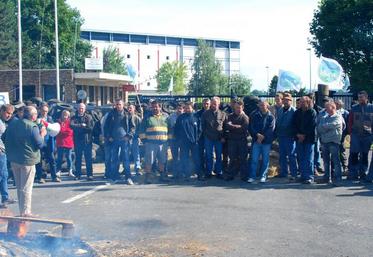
[201,109,227,141]
[4,118,44,166]
[104,109,135,140]
[348,103,373,137]
[293,108,317,144]
[224,112,250,141]
[249,110,275,144]
[70,112,94,145]
[175,112,201,144]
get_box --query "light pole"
[17,0,23,102]
[55,0,60,100]
[307,48,312,92]
[265,66,269,93]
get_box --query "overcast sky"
[66,0,320,91]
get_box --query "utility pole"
[18,0,23,102]
[307,48,312,92]
[55,0,60,100]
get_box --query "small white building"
[81,29,241,94]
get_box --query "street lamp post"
[17,0,23,102]
[265,66,269,94]
[55,0,60,100]
[307,48,312,92]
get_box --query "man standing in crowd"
[294,96,317,184]
[347,91,373,181]
[35,104,59,183]
[269,92,284,119]
[175,102,202,181]
[4,106,46,217]
[139,101,169,184]
[317,101,344,186]
[104,99,135,184]
[167,102,184,179]
[201,96,227,179]
[0,104,16,208]
[70,103,94,181]
[308,93,324,175]
[128,104,142,176]
[248,101,275,183]
[224,100,250,181]
[276,93,298,180]
[195,98,210,176]
[335,99,349,175]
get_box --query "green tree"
[189,39,224,95]
[218,74,252,95]
[0,1,18,69]
[268,75,278,95]
[309,0,373,94]
[0,0,92,71]
[156,61,187,94]
[251,89,268,96]
[103,46,127,75]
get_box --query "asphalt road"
[4,164,373,257]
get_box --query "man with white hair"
[70,103,95,181]
[4,106,46,217]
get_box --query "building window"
[147,82,151,87]
[147,55,151,59]
[166,56,170,60]
[127,54,131,59]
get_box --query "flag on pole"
[276,70,302,92]
[317,56,344,90]
[168,76,174,93]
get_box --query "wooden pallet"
[0,215,75,237]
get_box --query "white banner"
[85,58,103,70]
[0,92,10,105]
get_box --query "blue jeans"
[75,143,93,178]
[321,142,342,182]
[0,154,9,203]
[104,141,112,178]
[249,142,271,180]
[296,142,315,181]
[314,140,322,170]
[111,140,131,179]
[36,145,57,180]
[180,142,201,178]
[278,137,298,177]
[56,147,73,171]
[204,137,223,175]
[131,137,141,171]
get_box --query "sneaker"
[37,178,46,184]
[87,176,94,181]
[247,178,255,183]
[303,179,314,185]
[68,170,76,178]
[126,178,134,185]
[52,177,61,183]
[56,171,61,178]
[260,177,266,183]
[3,199,17,205]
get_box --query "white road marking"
[62,183,111,204]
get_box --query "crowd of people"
[1,90,373,216]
